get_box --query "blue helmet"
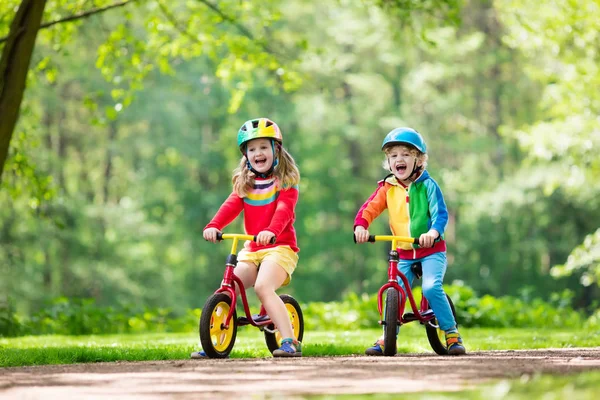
[381,127,426,153]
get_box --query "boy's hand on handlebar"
[354,226,370,244]
[419,230,439,248]
[256,230,276,245]
[203,227,221,243]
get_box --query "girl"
[191,117,302,358]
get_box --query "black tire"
[425,294,457,355]
[199,293,237,358]
[264,294,304,353]
[383,288,399,356]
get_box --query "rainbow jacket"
[354,170,448,259]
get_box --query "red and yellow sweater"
[205,177,299,252]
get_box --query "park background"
[1,0,599,338]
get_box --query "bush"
[1,284,594,337]
[0,299,25,337]
[302,285,588,331]
[1,297,198,337]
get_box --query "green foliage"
[552,228,600,287]
[303,285,592,331]
[368,0,463,39]
[454,287,585,329]
[0,299,22,337]
[4,285,594,338]
[1,0,600,326]
[1,297,198,337]
[585,308,600,330]
[495,0,600,289]
[302,292,380,330]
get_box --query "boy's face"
[386,145,420,182]
[246,138,274,174]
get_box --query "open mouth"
[395,164,407,173]
[254,158,267,167]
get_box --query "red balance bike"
[356,234,458,356]
[199,233,304,358]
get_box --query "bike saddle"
[411,262,423,279]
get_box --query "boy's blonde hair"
[382,144,428,172]
[232,145,300,197]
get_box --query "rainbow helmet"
[237,118,283,152]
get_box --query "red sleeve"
[267,186,298,236]
[204,192,244,231]
[354,182,388,229]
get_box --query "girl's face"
[386,145,420,183]
[246,138,274,174]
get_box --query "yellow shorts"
[237,245,299,286]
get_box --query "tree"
[0,0,298,183]
[0,0,47,180]
[496,0,600,293]
[0,0,464,183]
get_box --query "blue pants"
[397,252,456,332]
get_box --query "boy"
[354,127,465,356]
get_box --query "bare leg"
[228,261,258,297]
[253,261,294,340]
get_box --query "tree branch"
[195,0,285,59]
[196,0,256,41]
[0,0,139,44]
[157,2,202,45]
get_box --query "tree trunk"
[0,0,48,181]
[103,121,118,204]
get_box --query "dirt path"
[2,348,600,399]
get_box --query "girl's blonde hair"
[382,144,428,171]
[232,144,300,197]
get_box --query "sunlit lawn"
[1,326,599,368]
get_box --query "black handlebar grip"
[252,235,276,244]
[211,232,275,244]
[353,234,377,243]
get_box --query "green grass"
[1,326,599,368]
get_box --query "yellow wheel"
[199,293,237,358]
[265,294,304,353]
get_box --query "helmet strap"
[408,164,423,181]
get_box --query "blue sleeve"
[425,178,448,235]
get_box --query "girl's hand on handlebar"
[203,227,221,243]
[419,230,439,248]
[354,226,370,244]
[256,230,276,245]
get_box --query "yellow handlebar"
[354,234,419,250]
[215,232,276,255]
[220,233,255,241]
